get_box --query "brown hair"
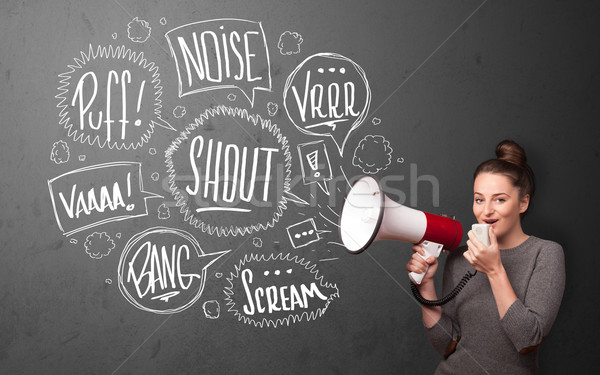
[474,140,535,205]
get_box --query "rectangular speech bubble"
[165,18,272,106]
[48,161,162,236]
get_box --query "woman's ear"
[519,194,530,214]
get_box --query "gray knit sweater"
[425,236,565,374]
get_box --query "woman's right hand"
[406,244,439,284]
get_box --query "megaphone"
[339,175,462,284]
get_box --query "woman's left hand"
[464,226,504,276]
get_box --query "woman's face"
[473,172,529,240]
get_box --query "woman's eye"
[496,198,506,203]
[474,198,483,204]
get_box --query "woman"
[406,140,565,374]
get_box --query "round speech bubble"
[164,105,296,237]
[56,44,174,150]
[283,53,371,156]
[118,226,229,314]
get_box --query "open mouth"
[483,219,498,225]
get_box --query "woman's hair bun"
[495,139,527,168]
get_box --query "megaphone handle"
[409,241,444,285]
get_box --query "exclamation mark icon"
[134,80,146,127]
[306,150,320,178]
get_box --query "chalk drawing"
[267,102,278,117]
[159,17,167,26]
[78,155,86,162]
[286,218,322,249]
[297,140,332,195]
[203,300,220,319]
[56,44,174,150]
[165,19,272,107]
[151,172,159,181]
[278,31,303,55]
[84,231,115,259]
[50,140,70,164]
[224,253,339,328]
[227,93,237,101]
[372,117,381,126]
[127,17,151,43]
[173,105,186,118]
[283,53,371,156]
[352,135,393,174]
[165,105,306,237]
[252,237,263,248]
[48,161,162,236]
[118,227,230,314]
[157,203,170,220]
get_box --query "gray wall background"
[1,0,599,373]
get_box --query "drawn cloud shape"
[157,203,170,220]
[84,231,115,259]
[127,17,151,43]
[51,140,70,164]
[173,105,186,118]
[267,102,278,117]
[352,135,393,174]
[203,300,220,319]
[278,31,303,55]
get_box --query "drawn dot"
[160,17,167,25]
[329,67,335,72]
[112,33,117,39]
[69,238,78,244]
[135,119,141,126]
[115,233,121,238]
[286,269,292,274]
[302,231,307,236]
[215,272,223,278]
[78,155,86,162]
[151,172,160,181]
[295,233,301,239]
[314,172,320,178]
[340,67,346,74]
[105,279,112,284]
[274,270,280,275]
[317,68,324,73]
[308,230,314,235]
[126,204,135,211]
[149,148,157,155]
[264,271,270,276]
[220,25,224,29]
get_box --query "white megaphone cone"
[339,175,462,284]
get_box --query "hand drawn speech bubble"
[283,53,371,156]
[56,44,174,150]
[224,253,339,328]
[165,18,272,107]
[165,105,304,237]
[47,162,162,236]
[118,227,230,314]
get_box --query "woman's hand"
[406,244,439,284]
[464,226,504,276]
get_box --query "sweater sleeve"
[500,241,565,353]
[424,250,463,356]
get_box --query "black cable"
[410,270,478,306]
